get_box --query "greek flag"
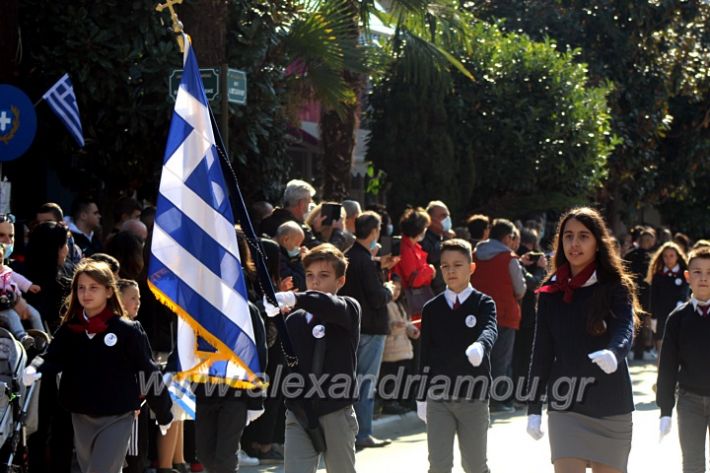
[42,74,84,147]
[148,38,261,390]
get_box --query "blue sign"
[0,85,37,161]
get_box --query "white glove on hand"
[158,421,173,436]
[527,414,544,440]
[22,366,41,387]
[659,416,672,441]
[588,349,618,374]
[465,342,484,367]
[416,401,427,424]
[246,409,265,426]
[263,296,280,318]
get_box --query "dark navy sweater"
[528,281,635,417]
[418,290,498,401]
[656,301,710,417]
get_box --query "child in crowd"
[418,239,498,473]
[646,242,690,354]
[117,278,149,473]
[657,246,710,473]
[265,243,361,473]
[0,244,44,349]
[380,277,420,415]
[276,221,307,291]
[22,260,173,473]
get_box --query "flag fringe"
[147,280,266,390]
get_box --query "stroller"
[0,327,48,473]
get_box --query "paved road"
[242,361,699,472]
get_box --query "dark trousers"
[195,398,247,473]
[490,327,516,403]
[242,344,286,446]
[512,325,535,398]
[123,404,150,473]
[28,376,73,473]
[378,359,412,402]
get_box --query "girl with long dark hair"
[527,207,641,473]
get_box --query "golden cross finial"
[156,0,186,53]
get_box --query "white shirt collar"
[664,264,681,273]
[444,284,474,309]
[551,270,598,287]
[68,221,94,241]
[690,296,710,310]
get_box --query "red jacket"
[471,251,521,329]
[394,237,435,289]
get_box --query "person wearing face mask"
[276,221,307,292]
[260,180,322,249]
[340,211,396,450]
[421,201,453,295]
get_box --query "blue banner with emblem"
[0,85,37,161]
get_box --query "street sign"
[169,68,219,101]
[226,68,247,105]
[0,84,37,161]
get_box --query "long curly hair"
[645,241,688,284]
[546,207,642,335]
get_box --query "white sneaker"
[238,449,260,466]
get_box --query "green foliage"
[368,22,615,220]
[470,1,710,228]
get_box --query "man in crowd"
[342,200,362,252]
[420,201,452,295]
[68,197,103,256]
[341,211,396,450]
[260,179,320,247]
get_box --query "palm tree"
[282,0,476,199]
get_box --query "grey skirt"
[548,411,632,472]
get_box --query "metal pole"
[220,64,229,155]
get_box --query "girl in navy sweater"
[527,207,641,473]
[22,259,173,473]
[646,241,689,353]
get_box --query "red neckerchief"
[536,261,597,303]
[66,306,116,334]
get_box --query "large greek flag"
[148,39,261,389]
[42,74,84,147]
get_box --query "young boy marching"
[417,239,497,473]
[657,246,710,472]
[265,243,361,473]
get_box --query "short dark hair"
[688,246,710,267]
[399,208,430,238]
[89,253,120,274]
[302,243,348,278]
[71,196,97,220]
[489,219,516,241]
[466,214,490,240]
[113,197,142,222]
[520,227,538,247]
[37,202,64,222]
[355,211,382,239]
[441,239,473,262]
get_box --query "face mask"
[287,247,301,258]
[369,239,378,251]
[1,243,13,260]
[386,224,394,236]
[441,216,452,233]
[304,202,316,219]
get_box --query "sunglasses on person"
[0,214,15,224]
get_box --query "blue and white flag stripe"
[165,372,196,420]
[42,73,84,147]
[148,38,260,387]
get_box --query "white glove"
[659,416,672,440]
[275,291,297,308]
[22,366,41,387]
[527,414,544,440]
[158,420,173,436]
[263,296,280,318]
[588,349,618,374]
[416,401,427,424]
[465,342,484,367]
[246,409,265,426]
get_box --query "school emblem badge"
[312,324,326,339]
[465,315,477,328]
[104,333,118,347]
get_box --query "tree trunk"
[181,0,228,67]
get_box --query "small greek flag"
[42,74,84,147]
[148,37,261,389]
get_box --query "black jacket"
[420,229,446,294]
[70,231,103,257]
[528,281,635,418]
[279,247,306,292]
[284,291,361,416]
[340,242,392,335]
[40,316,173,424]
